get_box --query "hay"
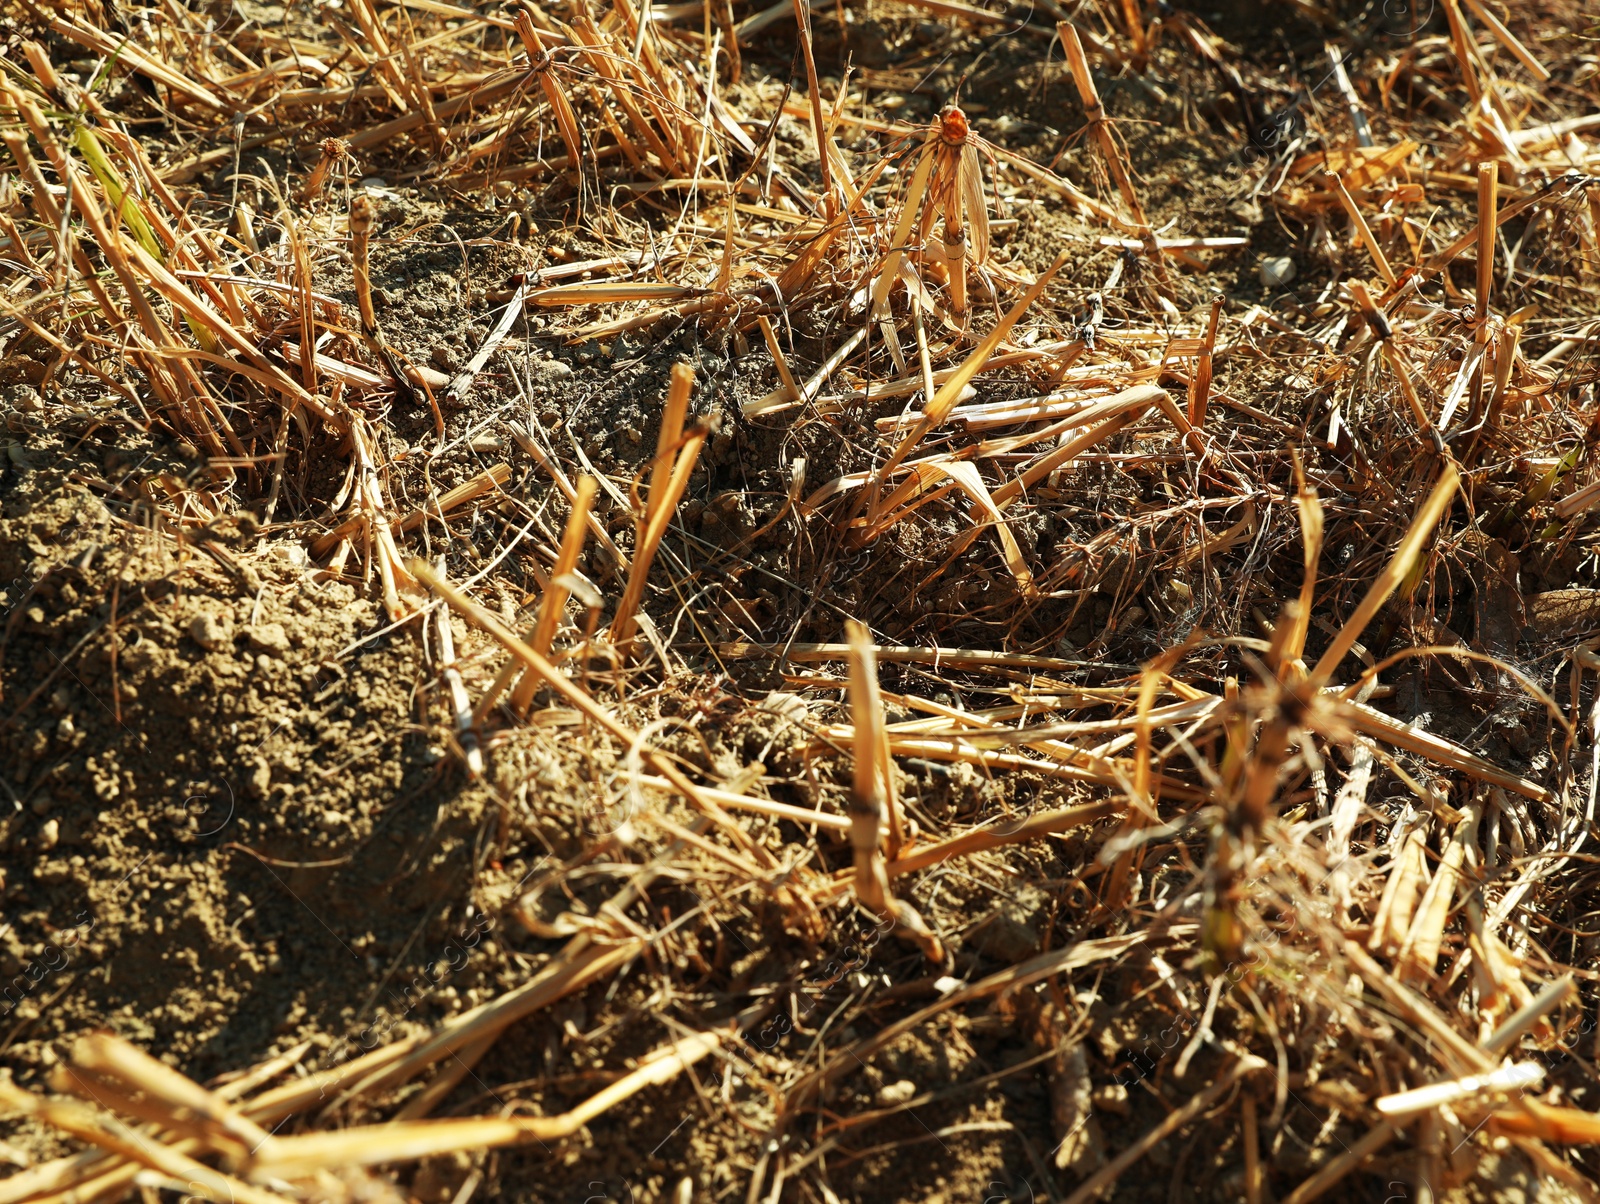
[5,0,1600,1199]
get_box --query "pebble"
[6,385,42,412]
[760,691,810,724]
[247,622,291,653]
[1259,256,1297,287]
[875,1079,918,1106]
[39,818,59,850]
[189,611,231,652]
[966,911,1040,962]
[1229,199,1264,226]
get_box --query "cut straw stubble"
[248,1031,724,1177]
[610,362,705,657]
[0,1080,293,1204]
[866,243,1079,508]
[1187,293,1224,428]
[522,474,598,656]
[449,478,580,714]
[1058,22,1172,299]
[1476,160,1498,321]
[845,620,943,961]
[1347,281,1442,450]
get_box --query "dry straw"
[6,0,1600,1199]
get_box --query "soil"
[3,0,1598,1201]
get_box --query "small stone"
[1092,1082,1131,1116]
[247,622,291,653]
[54,714,75,742]
[760,691,810,724]
[320,810,346,830]
[249,760,272,799]
[358,176,389,190]
[39,818,59,850]
[966,883,1049,962]
[1259,256,1297,287]
[875,1079,918,1106]
[1228,199,1263,226]
[189,611,231,651]
[6,386,42,412]
[966,911,1040,962]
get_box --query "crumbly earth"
[3,0,1597,1201]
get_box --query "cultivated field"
[2,0,1599,1200]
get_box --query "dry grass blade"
[1376,1062,1545,1120]
[1396,795,1481,979]
[0,1082,292,1204]
[1331,172,1397,285]
[1059,22,1172,298]
[248,1031,722,1177]
[1310,465,1459,688]
[1461,0,1551,80]
[611,363,705,656]
[311,463,511,557]
[528,474,598,661]
[1188,292,1223,428]
[871,246,1075,492]
[787,932,1151,1108]
[65,1033,279,1156]
[875,799,1116,883]
[845,619,940,959]
[512,7,585,174]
